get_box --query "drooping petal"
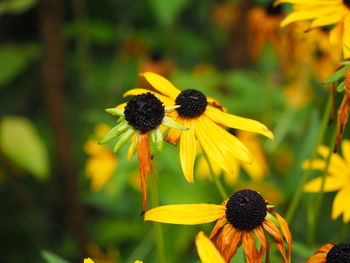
[137,133,152,213]
[343,15,350,58]
[196,231,226,263]
[254,226,267,263]
[217,224,242,262]
[144,204,226,225]
[209,217,227,239]
[127,133,138,161]
[275,213,293,263]
[180,119,197,183]
[242,231,259,263]
[140,72,180,99]
[205,106,274,139]
[263,218,288,263]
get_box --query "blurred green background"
[0,0,347,262]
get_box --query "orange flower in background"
[100,92,186,212]
[85,124,117,191]
[124,72,274,184]
[307,243,350,262]
[248,2,286,60]
[145,189,292,263]
[276,0,350,58]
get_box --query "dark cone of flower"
[124,92,165,133]
[266,2,283,16]
[226,189,267,230]
[344,0,350,9]
[175,89,208,118]
[326,243,350,263]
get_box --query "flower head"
[125,72,273,184]
[100,92,186,212]
[307,243,350,263]
[303,140,350,222]
[276,0,350,58]
[145,189,292,263]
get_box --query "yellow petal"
[116,102,127,110]
[134,261,143,263]
[196,231,226,263]
[341,139,350,165]
[330,22,343,45]
[140,72,180,99]
[343,14,350,58]
[84,258,94,263]
[144,204,226,225]
[310,8,344,28]
[317,145,348,171]
[332,186,350,221]
[205,107,274,139]
[180,119,197,183]
[123,88,175,106]
[303,176,344,192]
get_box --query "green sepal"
[105,108,124,116]
[337,81,345,92]
[266,212,280,228]
[266,205,275,209]
[113,128,135,153]
[165,105,180,112]
[323,66,346,84]
[154,127,163,151]
[99,120,129,144]
[162,116,188,130]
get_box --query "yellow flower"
[196,231,225,263]
[197,131,269,184]
[306,243,350,262]
[303,140,350,222]
[85,124,117,191]
[145,189,292,263]
[276,0,350,57]
[100,92,186,213]
[125,72,273,184]
[84,258,142,263]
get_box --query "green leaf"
[337,81,345,92]
[41,250,71,263]
[149,0,189,27]
[0,0,37,16]
[323,67,346,84]
[0,116,49,179]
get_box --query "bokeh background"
[1,0,347,262]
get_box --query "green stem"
[285,92,332,223]
[203,152,228,200]
[338,221,348,243]
[150,173,166,263]
[307,124,337,246]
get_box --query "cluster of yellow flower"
[85,0,350,262]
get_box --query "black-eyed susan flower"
[303,140,350,222]
[85,124,117,191]
[145,189,292,263]
[196,231,225,263]
[100,92,186,212]
[307,243,350,263]
[276,0,350,58]
[248,2,286,60]
[124,72,274,183]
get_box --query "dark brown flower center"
[124,92,165,133]
[344,0,350,8]
[265,2,283,16]
[326,243,350,263]
[226,189,267,230]
[175,89,208,118]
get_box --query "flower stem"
[285,92,332,223]
[203,152,228,200]
[150,172,166,263]
[307,124,337,246]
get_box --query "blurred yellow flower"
[125,72,274,184]
[197,131,268,184]
[277,0,350,58]
[303,140,350,222]
[85,124,117,191]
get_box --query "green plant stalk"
[338,221,348,243]
[150,173,166,263]
[307,125,337,246]
[285,92,332,223]
[203,152,228,200]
